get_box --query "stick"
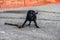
[4,22,22,28]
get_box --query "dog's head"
[28,10,38,14]
[27,10,38,17]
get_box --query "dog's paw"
[36,26,40,28]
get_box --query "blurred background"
[0,0,60,10]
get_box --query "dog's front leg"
[33,20,40,28]
[22,20,27,27]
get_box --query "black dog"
[21,10,39,28]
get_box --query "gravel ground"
[0,12,60,40]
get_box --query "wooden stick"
[4,22,23,28]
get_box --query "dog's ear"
[35,11,38,14]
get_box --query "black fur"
[22,10,39,28]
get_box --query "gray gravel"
[0,13,60,40]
